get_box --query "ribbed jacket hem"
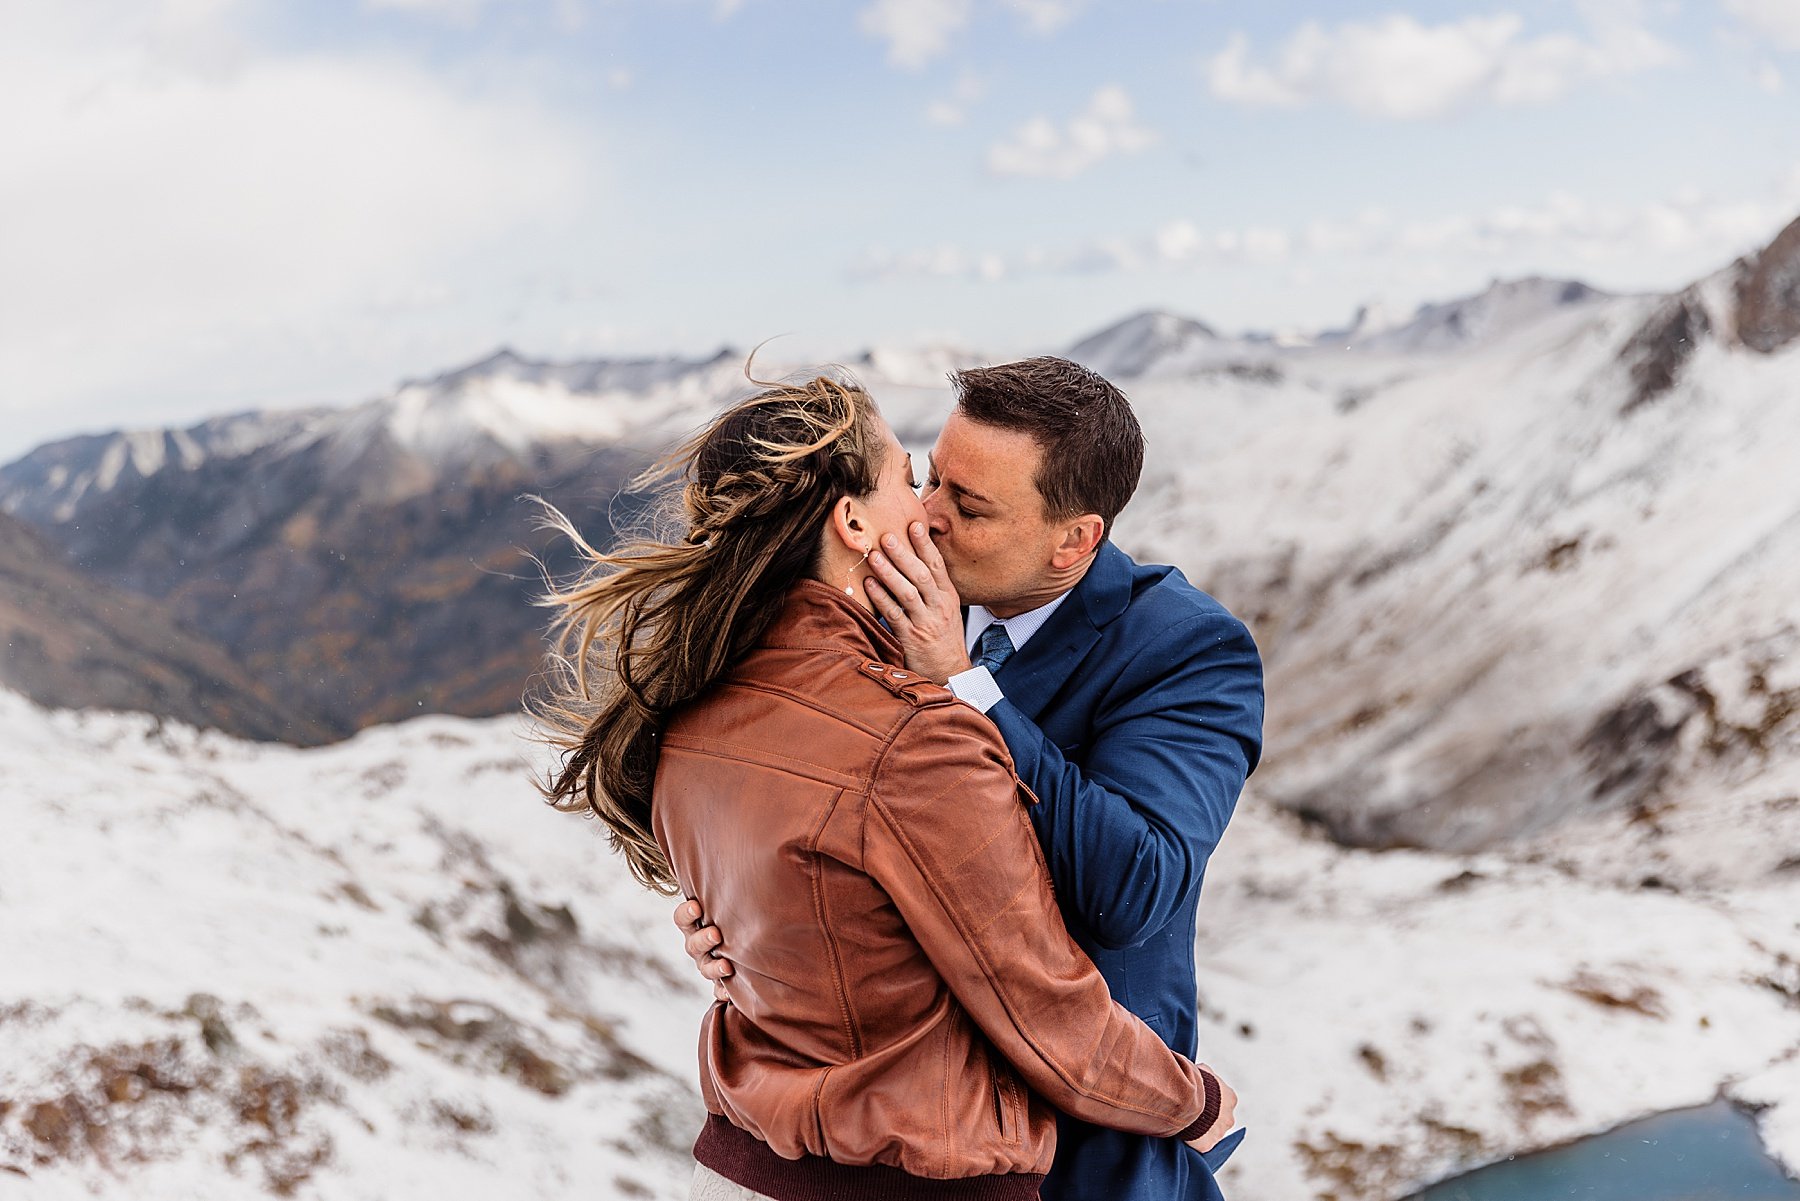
[1175,1069,1222,1144]
[694,1116,1045,1201]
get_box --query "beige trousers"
[689,1162,777,1201]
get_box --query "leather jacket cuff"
[1177,1069,1222,1142]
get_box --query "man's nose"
[921,491,952,536]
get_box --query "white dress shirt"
[945,590,1074,713]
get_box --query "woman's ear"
[829,495,870,555]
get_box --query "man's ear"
[1049,515,1104,570]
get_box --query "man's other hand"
[863,522,969,685]
[674,899,733,1002]
[1183,1064,1239,1154]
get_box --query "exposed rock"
[1618,286,1712,413]
[1736,214,1800,354]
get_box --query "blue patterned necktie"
[974,622,1016,674]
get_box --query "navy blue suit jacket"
[984,541,1263,1201]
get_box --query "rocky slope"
[0,348,970,742]
[0,351,753,739]
[0,692,708,1199]
[0,511,332,742]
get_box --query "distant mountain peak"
[1343,276,1611,354]
[1066,309,1221,378]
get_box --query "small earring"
[844,545,872,595]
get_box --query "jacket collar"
[765,578,906,665]
[990,541,1134,721]
[1074,540,1134,632]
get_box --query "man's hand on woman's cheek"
[863,521,970,685]
[674,898,734,1002]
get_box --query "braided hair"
[529,370,882,893]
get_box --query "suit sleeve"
[994,607,1264,951]
[863,701,1220,1139]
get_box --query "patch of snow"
[0,691,708,1198]
[4,690,1797,1198]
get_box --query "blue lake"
[1409,1101,1800,1200]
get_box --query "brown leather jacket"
[651,581,1220,1182]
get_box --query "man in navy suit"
[678,356,1264,1200]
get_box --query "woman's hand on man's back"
[675,898,734,1002]
[1184,1065,1239,1153]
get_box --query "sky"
[3,0,1799,458]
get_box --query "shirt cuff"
[945,665,1004,713]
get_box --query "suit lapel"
[992,543,1135,723]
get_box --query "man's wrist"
[946,665,1003,713]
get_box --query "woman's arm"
[863,698,1229,1142]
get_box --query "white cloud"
[364,0,587,26]
[1206,9,1677,119]
[850,244,1008,282]
[1756,61,1784,94]
[365,0,495,22]
[0,1,596,446]
[926,69,986,126]
[850,172,1800,286]
[1723,0,1800,50]
[858,0,972,69]
[986,85,1157,179]
[860,0,1082,67]
[1000,0,1087,35]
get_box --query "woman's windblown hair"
[529,367,884,892]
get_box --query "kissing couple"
[534,355,1264,1201]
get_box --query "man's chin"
[941,566,980,607]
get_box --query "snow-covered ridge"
[415,345,738,397]
[0,349,743,523]
[0,409,336,524]
[1348,276,1612,354]
[1065,277,1618,380]
[0,345,980,523]
[0,272,1642,526]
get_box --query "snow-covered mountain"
[3,692,1795,1199]
[4,213,1800,1199]
[0,408,337,526]
[0,348,744,527]
[2,222,1794,834]
[1063,279,1614,383]
[1348,276,1612,354]
[1116,216,1800,854]
[1066,310,1222,378]
[0,344,983,740]
[0,348,778,738]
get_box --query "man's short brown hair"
[950,356,1145,536]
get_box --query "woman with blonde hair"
[533,369,1234,1200]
